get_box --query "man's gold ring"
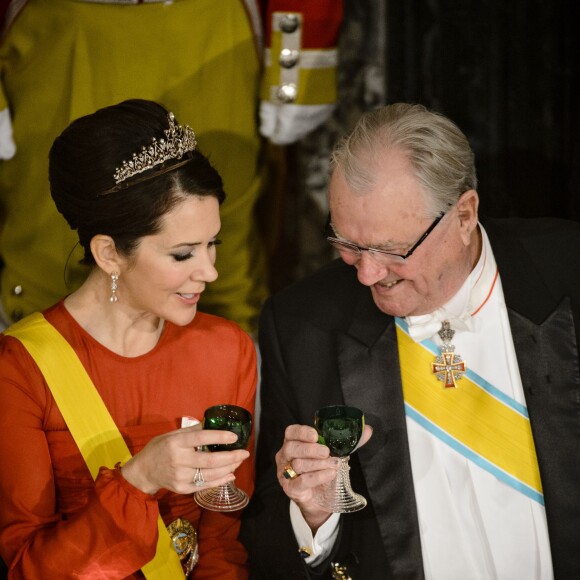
[283,462,299,480]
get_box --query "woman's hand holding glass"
[119,425,250,496]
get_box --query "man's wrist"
[289,501,340,566]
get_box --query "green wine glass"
[314,405,367,513]
[194,404,252,512]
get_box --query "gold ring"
[283,462,299,480]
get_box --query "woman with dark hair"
[0,99,256,578]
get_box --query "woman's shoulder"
[1,303,65,357]
[0,313,52,406]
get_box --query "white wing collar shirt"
[405,224,553,580]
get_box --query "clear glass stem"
[316,456,367,513]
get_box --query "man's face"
[328,148,480,317]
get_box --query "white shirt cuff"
[289,500,340,566]
[259,102,335,145]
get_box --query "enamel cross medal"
[431,320,466,388]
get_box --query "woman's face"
[117,195,221,326]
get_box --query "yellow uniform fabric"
[0,0,267,332]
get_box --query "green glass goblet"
[194,404,252,512]
[314,404,367,513]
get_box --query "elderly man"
[241,103,580,579]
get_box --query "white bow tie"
[405,310,473,342]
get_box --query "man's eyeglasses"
[324,211,445,263]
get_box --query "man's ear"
[456,189,479,245]
[90,235,122,274]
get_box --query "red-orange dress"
[0,301,257,579]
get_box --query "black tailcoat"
[241,218,580,579]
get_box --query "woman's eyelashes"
[172,239,222,262]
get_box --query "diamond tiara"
[113,112,197,185]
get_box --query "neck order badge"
[395,317,543,504]
[431,321,466,388]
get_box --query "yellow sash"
[395,318,543,504]
[5,312,184,578]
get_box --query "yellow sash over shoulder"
[5,312,184,579]
[395,317,543,505]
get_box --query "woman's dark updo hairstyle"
[49,99,225,265]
